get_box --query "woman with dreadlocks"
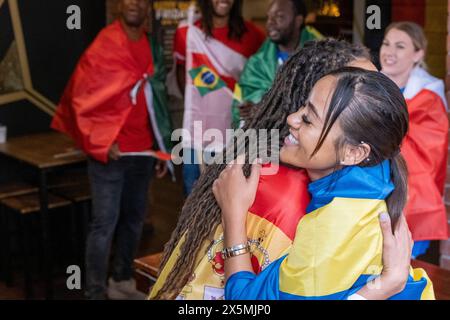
[150,39,414,300]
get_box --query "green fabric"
[231,26,323,128]
[147,35,174,153]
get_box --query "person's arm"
[212,156,260,280]
[213,157,412,299]
[108,143,121,161]
[352,213,412,300]
[238,102,256,121]
[155,160,168,178]
[173,25,187,97]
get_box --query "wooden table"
[134,252,162,294]
[412,259,450,300]
[0,131,86,299]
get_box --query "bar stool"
[51,183,91,265]
[0,182,38,285]
[134,252,162,294]
[47,171,89,189]
[1,192,71,299]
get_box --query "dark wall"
[0,1,14,61]
[0,0,106,137]
[19,0,106,103]
[0,100,51,136]
[364,0,392,69]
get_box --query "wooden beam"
[24,91,54,115]
[27,88,56,112]
[0,91,27,105]
[9,0,32,89]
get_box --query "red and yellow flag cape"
[149,164,310,300]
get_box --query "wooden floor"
[0,167,184,300]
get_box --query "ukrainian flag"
[189,65,226,97]
[225,160,435,300]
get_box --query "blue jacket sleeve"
[224,257,284,300]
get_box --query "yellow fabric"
[410,268,435,300]
[150,198,435,300]
[149,212,293,300]
[280,198,386,296]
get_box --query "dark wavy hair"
[152,39,372,299]
[197,0,247,40]
[312,67,408,224]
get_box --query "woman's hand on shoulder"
[379,213,413,294]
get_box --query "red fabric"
[401,89,449,240]
[249,164,310,240]
[116,35,154,152]
[51,20,155,163]
[173,20,265,65]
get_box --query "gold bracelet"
[221,242,251,260]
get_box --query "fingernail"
[379,212,389,221]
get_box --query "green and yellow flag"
[189,65,226,96]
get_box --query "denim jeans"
[181,149,216,196]
[85,156,155,299]
[182,148,200,196]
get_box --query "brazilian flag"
[189,65,226,96]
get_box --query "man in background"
[52,0,173,300]
[232,0,322,127]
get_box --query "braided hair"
[153,38,372,299]
[197,0,247,40]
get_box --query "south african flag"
[189,65,226,96]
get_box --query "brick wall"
[440,0,450,270]
[392,0,425,26]
[391,0,446,79]
[440,0,450,271]
[426,0,446,79]
[383,0,450,270]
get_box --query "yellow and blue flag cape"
[225,161,435,300]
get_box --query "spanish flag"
[149,164,310,300]
[225,161,435,300]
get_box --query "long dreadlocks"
[153,39,371,299]
[197,0,247,40]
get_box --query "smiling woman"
[198,0,246,39]
[380,22,449,259]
